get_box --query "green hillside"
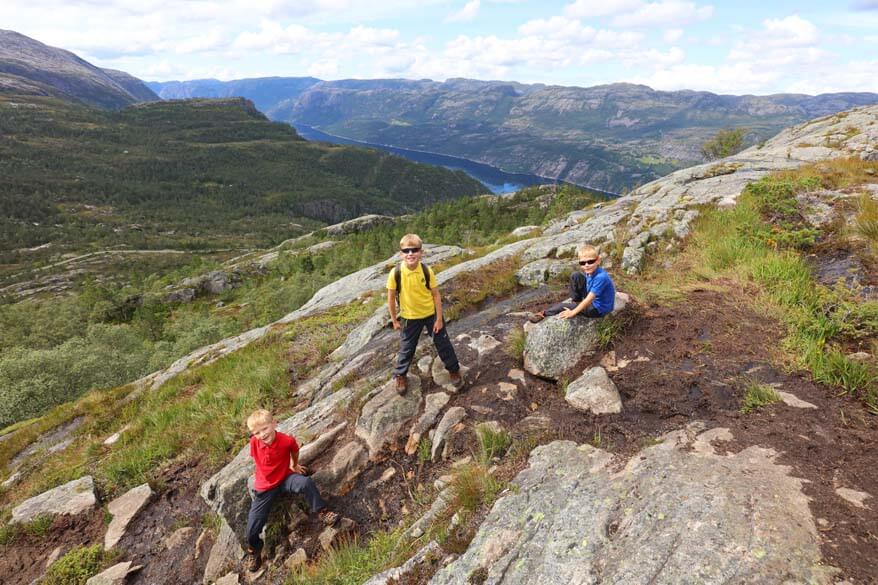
[0,95,486,259]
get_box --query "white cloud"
[761,14,819,47]
[446,0,481,22]
[663,28,683,42]
[611,1,713,27]
[564,0,641,18]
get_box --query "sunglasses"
[400,247,422,254]
[579,258,598,266]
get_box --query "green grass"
[286,529,413,585]
[476,425,512,464]
[450,463,504,513]
[740,381,781,414]
[41,544,115,585]
[443,257,521,322]
[504,326,526,361]
[853,192,878,244]
[686,165,878,411]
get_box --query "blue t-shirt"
[572,267,615,315]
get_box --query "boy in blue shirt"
[529,244,615,322]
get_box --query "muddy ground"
[2,281,876,584]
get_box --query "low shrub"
[740,381,781,414]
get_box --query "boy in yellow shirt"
[387,234,463,394]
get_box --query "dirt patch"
[0,507,107,585]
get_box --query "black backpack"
[394,262,431,303]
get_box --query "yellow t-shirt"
[386,263,438,319]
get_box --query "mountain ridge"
[0,29,158,108]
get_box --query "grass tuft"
[853,193,878,244]
[41,544,115,585]
[476,426,512,464]
[504,326,526,361]
[740,380,781,414]
[286,529,412,585]
[450,463,504,513]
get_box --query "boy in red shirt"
[245,409,338,572]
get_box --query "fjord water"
[293,124,563,194]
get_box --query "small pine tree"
[701,128,747,161]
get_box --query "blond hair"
[399,233,423,249]
[246,409,273,431]
[577,244,599,258]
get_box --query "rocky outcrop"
[356,375,423,459]
[311,441,369,496]
[430,407,466,462]
[200,388,352,543]
[11,476,96,524]
[405,392,451,455]
[321,214,394,236]
[515,259,569,287]
[430,426,837,585]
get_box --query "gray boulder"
[364,541,443,585]
[565,366,622,414]
[322,214,394,236]
[429,428,837,585]
[523,317,600,381]
[202,520,243,584]
[11,476,96,524]
[355,374,423,459]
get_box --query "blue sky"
[6,0,878,94]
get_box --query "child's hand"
[293,463,307,474]
[558,309,575,320]
[433,317,443,333]
[392,319,401,330]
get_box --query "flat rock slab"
[202,519,244,584]
[214,573,239,585]
[85,561,142,585]
[364,541,443,585]
[105,483,153,549]
[565,366,622,414]
[777,390,818,409]
[11,476,96,524]
[430,426,837,585]
[356,374,423,459]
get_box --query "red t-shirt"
[250,431,299,491]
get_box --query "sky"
[5,0,878,95]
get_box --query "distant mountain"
[148,77,320,115]
[0,29,158,109]
[0,95,486,253]
[168,76,878,192]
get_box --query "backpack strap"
[422,262,431,290]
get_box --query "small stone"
[164,526,195,550]
[368,467,397,489]
[434,474,454,490]
[846,351,871,362]
[431,407,467,461]
[565,367,622,415]
[318,518,357,551]
[497,382,518,401]
[835,487,872,509]
[284,548,308,570]
[214,572,239,585]
[507,368,526,384]
[468,334,502,357]
[85,562,142,585]
[194,528,211,560]
[529,402,539,411]
[417,355,434,375]
[776,391,817,409]
[451,456,472,468]
[45,546,63,569]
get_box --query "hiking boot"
[246,548,262,573]
[319,509,339,526]
[394,375,408,395]
[528,312,545,323]
[449,370,464,390]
